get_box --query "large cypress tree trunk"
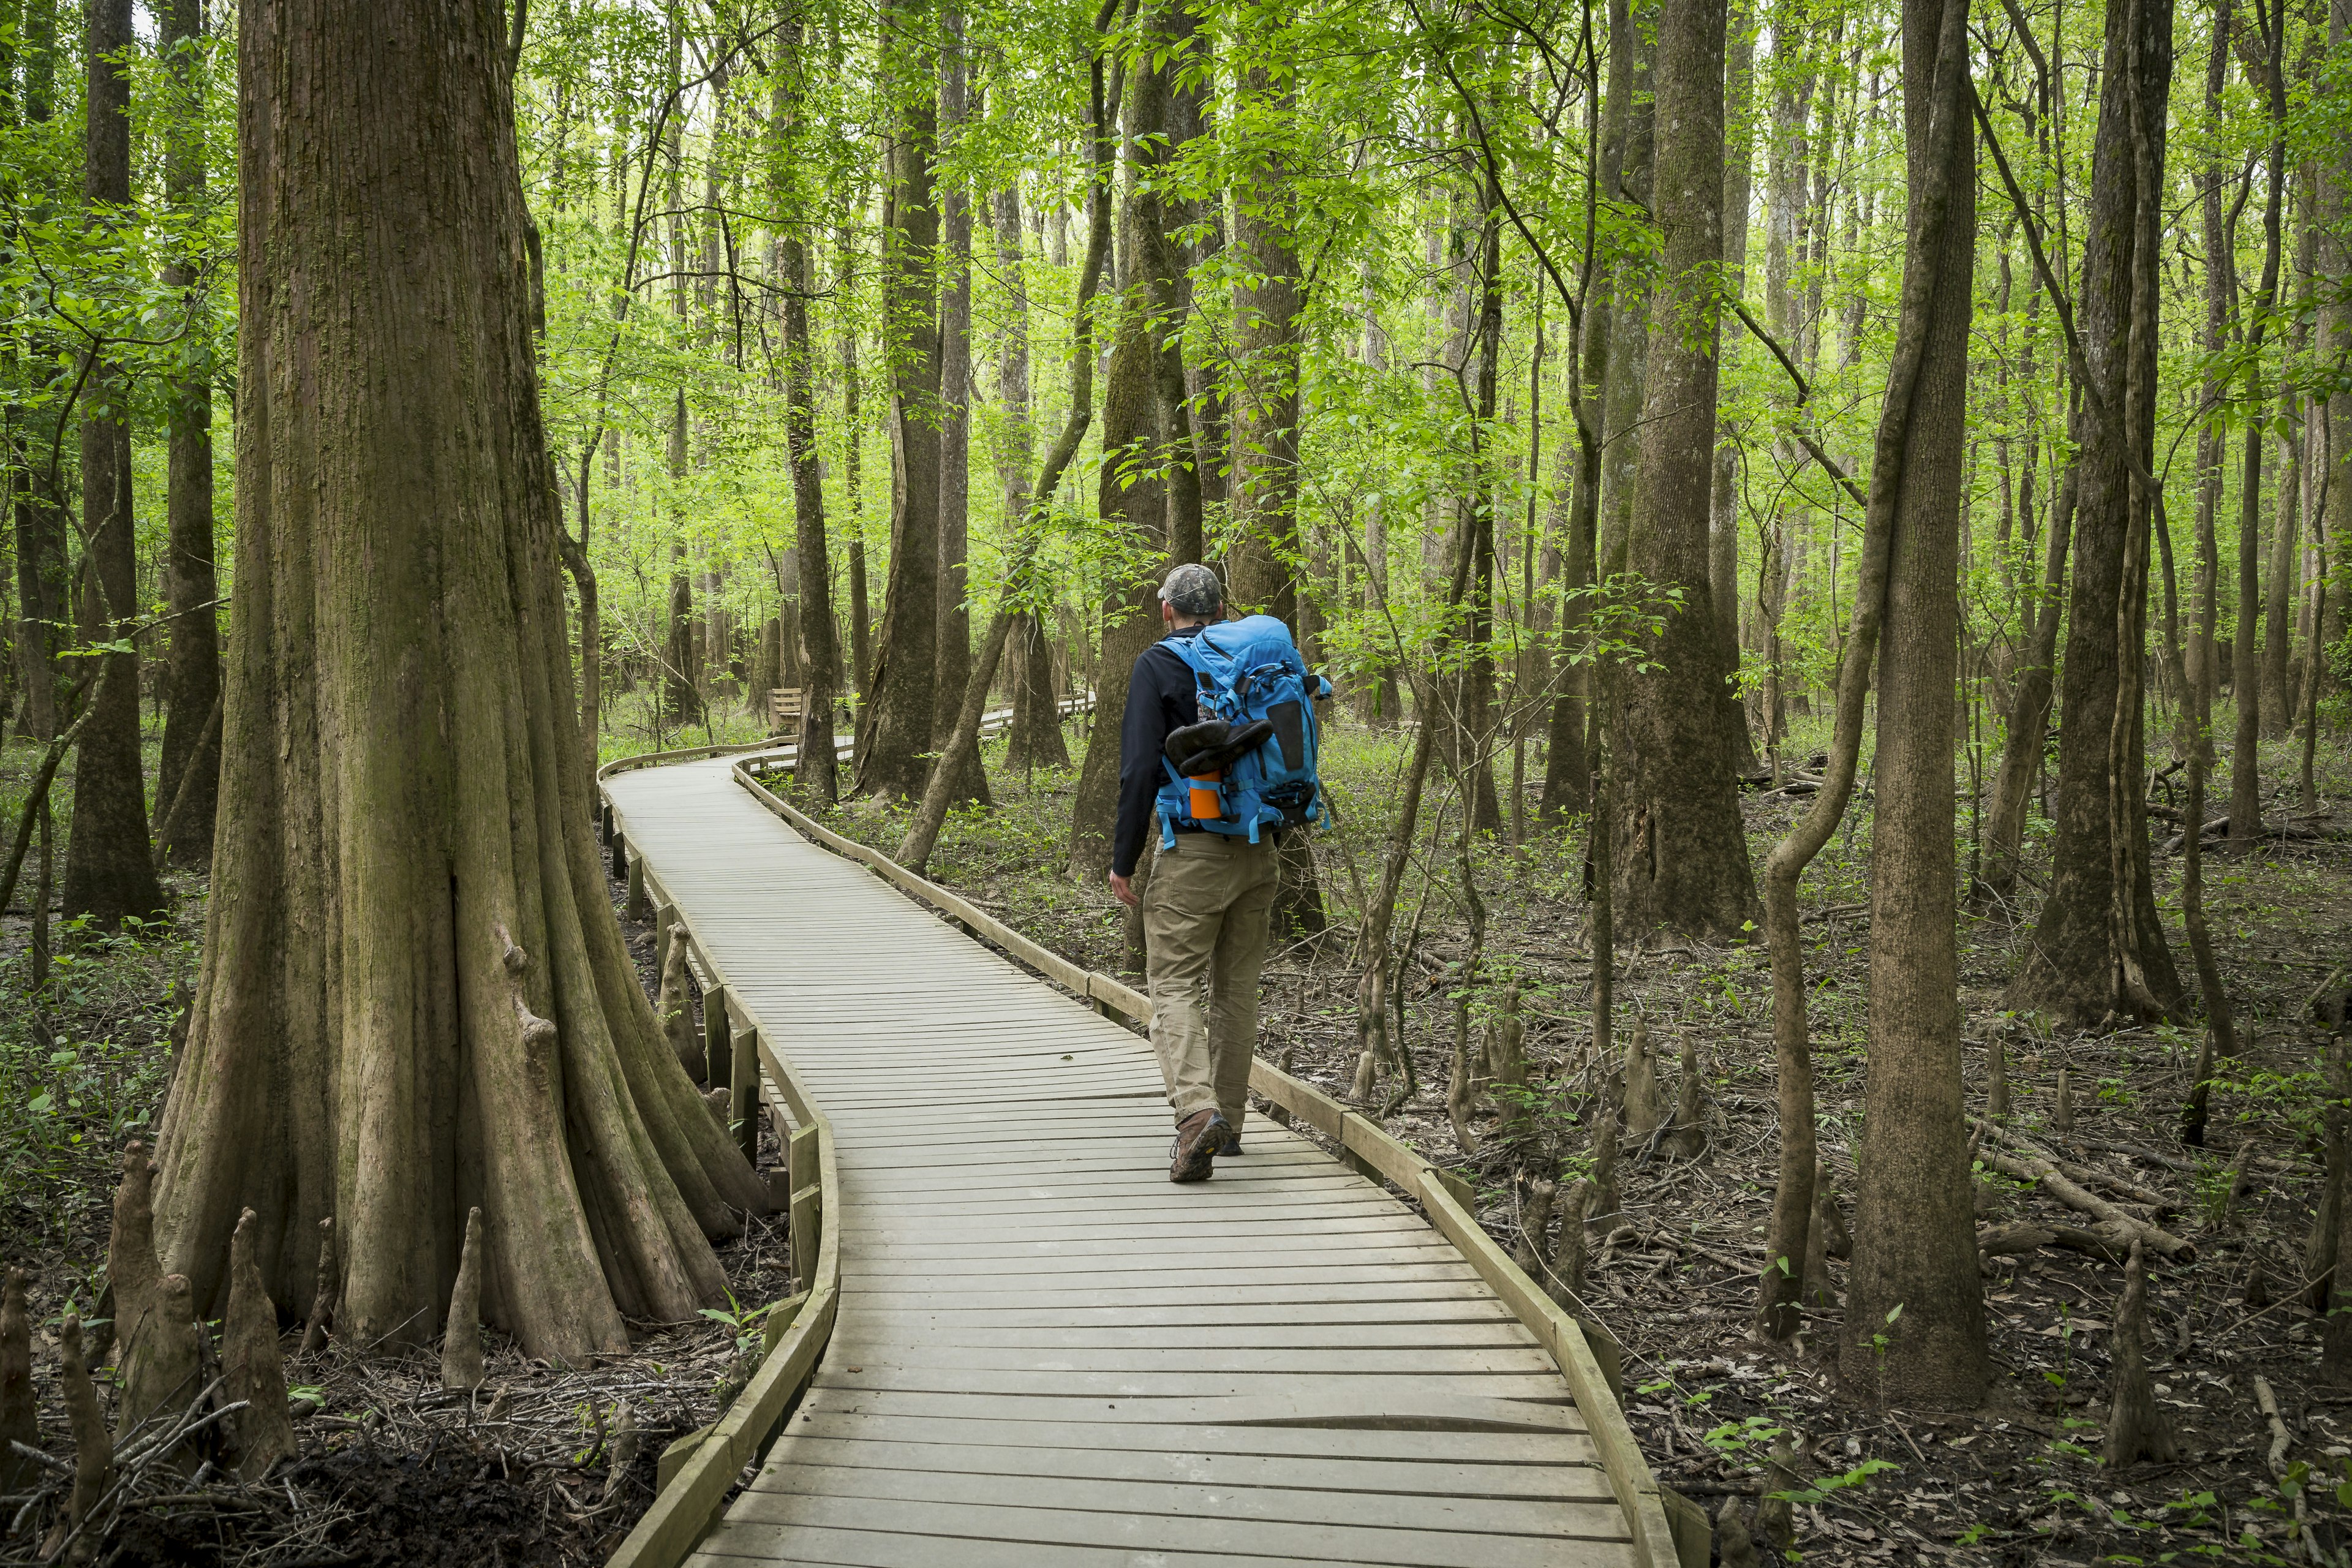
[154,0,222,867]
[1840,0,1987,1407]
[2007,0,2182,1026]
[153,0,770,1363]
[859,0,944,798]
[1608,0,1757,944]
[61,0,164,930]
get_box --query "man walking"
[1109,564,1276,1182]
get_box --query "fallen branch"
[1975,1221,2130,1265]
[1983,1123,2170,1207]
[1974,1125,2195,1259]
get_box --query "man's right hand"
[1109,871,1138,909]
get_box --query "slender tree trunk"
[858,0,944,798]
[6,0,65,747]
[153,0,221,867]
[1450,163,1507,839]
[1711,0,1761,778]
[1538,29,1616,826]
[1126,0,1202,565]
[61,0,164,930]
[1610,0,1757,944]
[839,221,872,695]
[1595,0,1653,582]
[154,0,769,1364]
[929,9,987,805]
[2230,24,2285,850]
[1841,0,1986,1406]
[776,4,839,803]
[993,181,1069,772]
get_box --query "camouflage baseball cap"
[1158,562,1224,616]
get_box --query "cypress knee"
[0,1268,36,1490]
[441,1207,486,1393]
[224,1209,295,1478]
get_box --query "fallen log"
[1976,1221,2131,1266]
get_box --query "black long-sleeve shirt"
[1112,625,1208,877]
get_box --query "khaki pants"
[1142,832,1277,1129]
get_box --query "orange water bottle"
[1188,771,1223,821]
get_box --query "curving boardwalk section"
[604,753,1646,1568]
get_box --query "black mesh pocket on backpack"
[1268,700,1306,770]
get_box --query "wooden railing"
[728,756,1697,1568]
[596,815,842,1568]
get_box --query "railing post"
[787,1123,821,1283]
[728,1020,761,1161]
[703,981,731,1099]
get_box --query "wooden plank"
[746,1432,1611,1500]
[805,1346,1558,1378]
[835,1298,1523,1330]
[767,1408,1594,1464]
[717,1491,1631,1568]
[807,1366,1574,1404]
[742,1459,1629,1540]
[787,1384,1585,1433]
[823,1323,1540,1352]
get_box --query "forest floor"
[0,718,791,1568]
[777,704,2352,1568]
[6,696,2351,1567]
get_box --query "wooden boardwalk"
[603,753,1651,1568]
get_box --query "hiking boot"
[1169,1109,1232,1182]
[1216,1129,1243,1155]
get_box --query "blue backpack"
[1155,615,1332,848]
